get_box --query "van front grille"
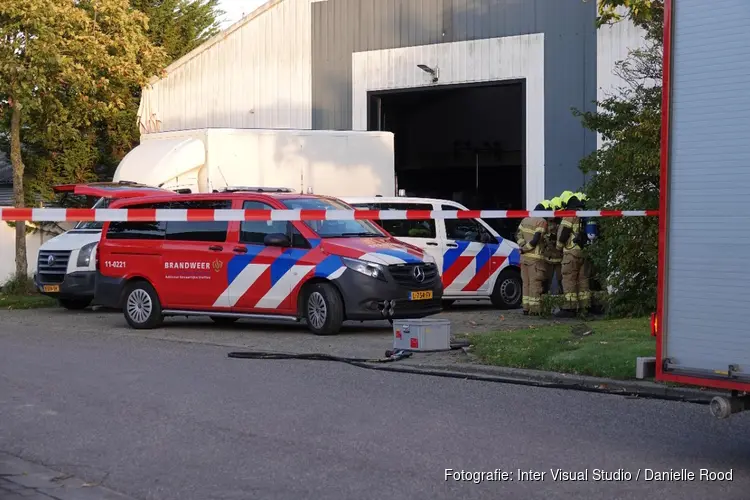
[387,263,439,289]
[37,250,71,283]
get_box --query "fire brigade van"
[341,196,522,309]
[94,188,444,335]
[34,182,173,310]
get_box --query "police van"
[341,196,522,309]
[94,189,444,335]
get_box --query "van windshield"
[74,197,109,230]
[281,198,385,238]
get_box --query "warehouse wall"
[139,0,646,198]
[147,0,314,131]
[350,35,546,206]
[310,0,599,197]
[595,10,648,149]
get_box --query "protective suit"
[516,203,549,315]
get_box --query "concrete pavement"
[0,452,135,500]
[2,315,750,500]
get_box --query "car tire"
[59,298,91,310]
[303,282,344,336]
[491,268,522,309]
[210,316,239,325]
[123,280,163,329]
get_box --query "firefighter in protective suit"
[559,191,576,209]
[544,196,564,295]
[555,195,590,317]
[516,203,549,315]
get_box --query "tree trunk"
[10,100,28,281]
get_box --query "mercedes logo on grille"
[47,255,56,266]
[413,266,425,283]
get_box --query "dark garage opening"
[367,81,525,238]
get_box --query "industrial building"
[139,0,646,212]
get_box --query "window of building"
[351,202,436,239]
[165,200,232,242]
[105,202,169,240]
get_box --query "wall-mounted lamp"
[417,64,439,83]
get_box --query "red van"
[94,189,444,335]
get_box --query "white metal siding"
[595,9,648,148]
[665,0,750,376]
[144,0,313,132]
[351,34,545,209]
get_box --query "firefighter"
[559,190,575,209]
[555,195,590,317]
[544,197,564,295]
[516,203,549,315]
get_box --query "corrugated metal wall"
[595,9,647,149]
[310,0,598,196]
[148,0,313,131]
[139,0,643,197]
[664,0,750,376]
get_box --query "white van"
[34,182,172,309]
[341,197,522,309]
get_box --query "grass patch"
[0,275,57,310]
[0,293,57,310]
[468,317,655,380]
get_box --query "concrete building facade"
[141,0,646,205]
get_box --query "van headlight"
[341,257,386,281]
[77,242,97,267]
[421,253,436,264]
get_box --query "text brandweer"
[164,262,211,270]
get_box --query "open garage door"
[368,81,525,238]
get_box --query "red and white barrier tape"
[0,208,660,222]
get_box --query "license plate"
[409,290,433,300]
[42,285,60,293]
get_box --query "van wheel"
[303,282,344,336]
[210,316,238,325]
[491,268,522,309]
[123,281,163,329]
[59,298,91,310]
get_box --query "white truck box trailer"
[656,0,750,417]
[112,128,396,197]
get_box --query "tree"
[131,0,223,61]
[0,0,166,281]
[97,0,223,176]
[575,0,664,316]
[594,0,661,28]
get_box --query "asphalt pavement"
[2,315,750,500]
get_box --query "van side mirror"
[480,231,494,244]
[264,233,291,247]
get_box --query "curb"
[380,360,725,403]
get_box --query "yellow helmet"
[575,192,588,201]
[539,200,551,209]
[549,197,562,210]
[560,191,575,205]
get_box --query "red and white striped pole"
[0,208,660,222]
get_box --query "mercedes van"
[94,189,443,335]
[342,196,522,309]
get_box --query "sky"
[217,0,268,29]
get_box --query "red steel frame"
[656,0,750,392]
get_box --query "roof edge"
[148,0,286,85]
